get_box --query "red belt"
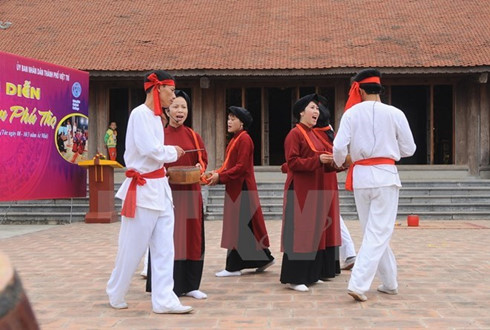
[345,157,395,191]
[121,167,166,218]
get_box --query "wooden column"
[429,85,435,164]
[334,80,348,129]
[201,87,216,169]
[480,83,490,167]
[89,84,110,159]
[88,84,97,159]
[466,82,480,176]
[261,88,269,165]
[215,84,226,168]
[454,82,468,166]
[192,86,203,136]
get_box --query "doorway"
[433,85,453,164]
[268,88,293,165]
[109,88,130,166]
[391,86,429,164]
[245,88,262,165]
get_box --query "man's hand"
[343,154,352,168]
[174,146,185,159]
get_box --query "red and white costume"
[333,100,416,294]
[106,104,182,312]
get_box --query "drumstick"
[183,148,204,153]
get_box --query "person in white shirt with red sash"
[333,69,416,302]
[106,70,192,314]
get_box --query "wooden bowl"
[167,166,201,185]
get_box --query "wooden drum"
[167,166,201,185]
[0,251,39,330]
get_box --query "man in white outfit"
[106,70,192,314]
[333,68,416,302]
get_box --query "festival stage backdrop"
[0,51,89,201]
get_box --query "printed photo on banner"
[56,114,89,164]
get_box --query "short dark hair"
[352,68,382,95]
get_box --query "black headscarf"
[228,106,253,129]
[175,90,192,112]
[292,93,319,120]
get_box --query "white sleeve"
[396,111,417,158]
[132,111,178,164]
[333,114,350,167]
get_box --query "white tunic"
[333,100,416,295]
[333,101,416,189]
[115,104,177,211]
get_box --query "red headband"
[344,76,381,112]
[144,73,175,116]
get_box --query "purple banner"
[0,51,89,201]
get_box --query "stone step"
[1,165,489,224]
[206,202,490,213]
[0,212,88,225]
[0,204,89,213]
[204,177,490,221]
[205,210,490,221]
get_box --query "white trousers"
[141,248,149,275]
[348,186,399,294]
[339,215,356,261]
[106,199,181,312]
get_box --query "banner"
[0,51,89,201]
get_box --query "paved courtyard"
[1,219,489,329]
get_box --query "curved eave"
[88,66,490,80]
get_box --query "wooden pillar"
[334,80,348,129]
[261,88,269,165]
[466,82,480,176]
[215,84,226,167]
[88,84,97,159]
[201,86,216,170]
[89,83,110,159]
[191,86,203,135]
[429,85,435,164]
[480,82,490,167]
[454,82,468,166]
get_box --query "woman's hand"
[206,172,219,186]
[319,153,333,165]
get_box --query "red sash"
[345,157,395,191]
[121,167,166,218]
[312,126,333,151]
[296,124,331,155]
[216,130,246,174]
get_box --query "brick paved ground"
[1,219,490,329]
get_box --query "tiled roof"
[1,0,489,72]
